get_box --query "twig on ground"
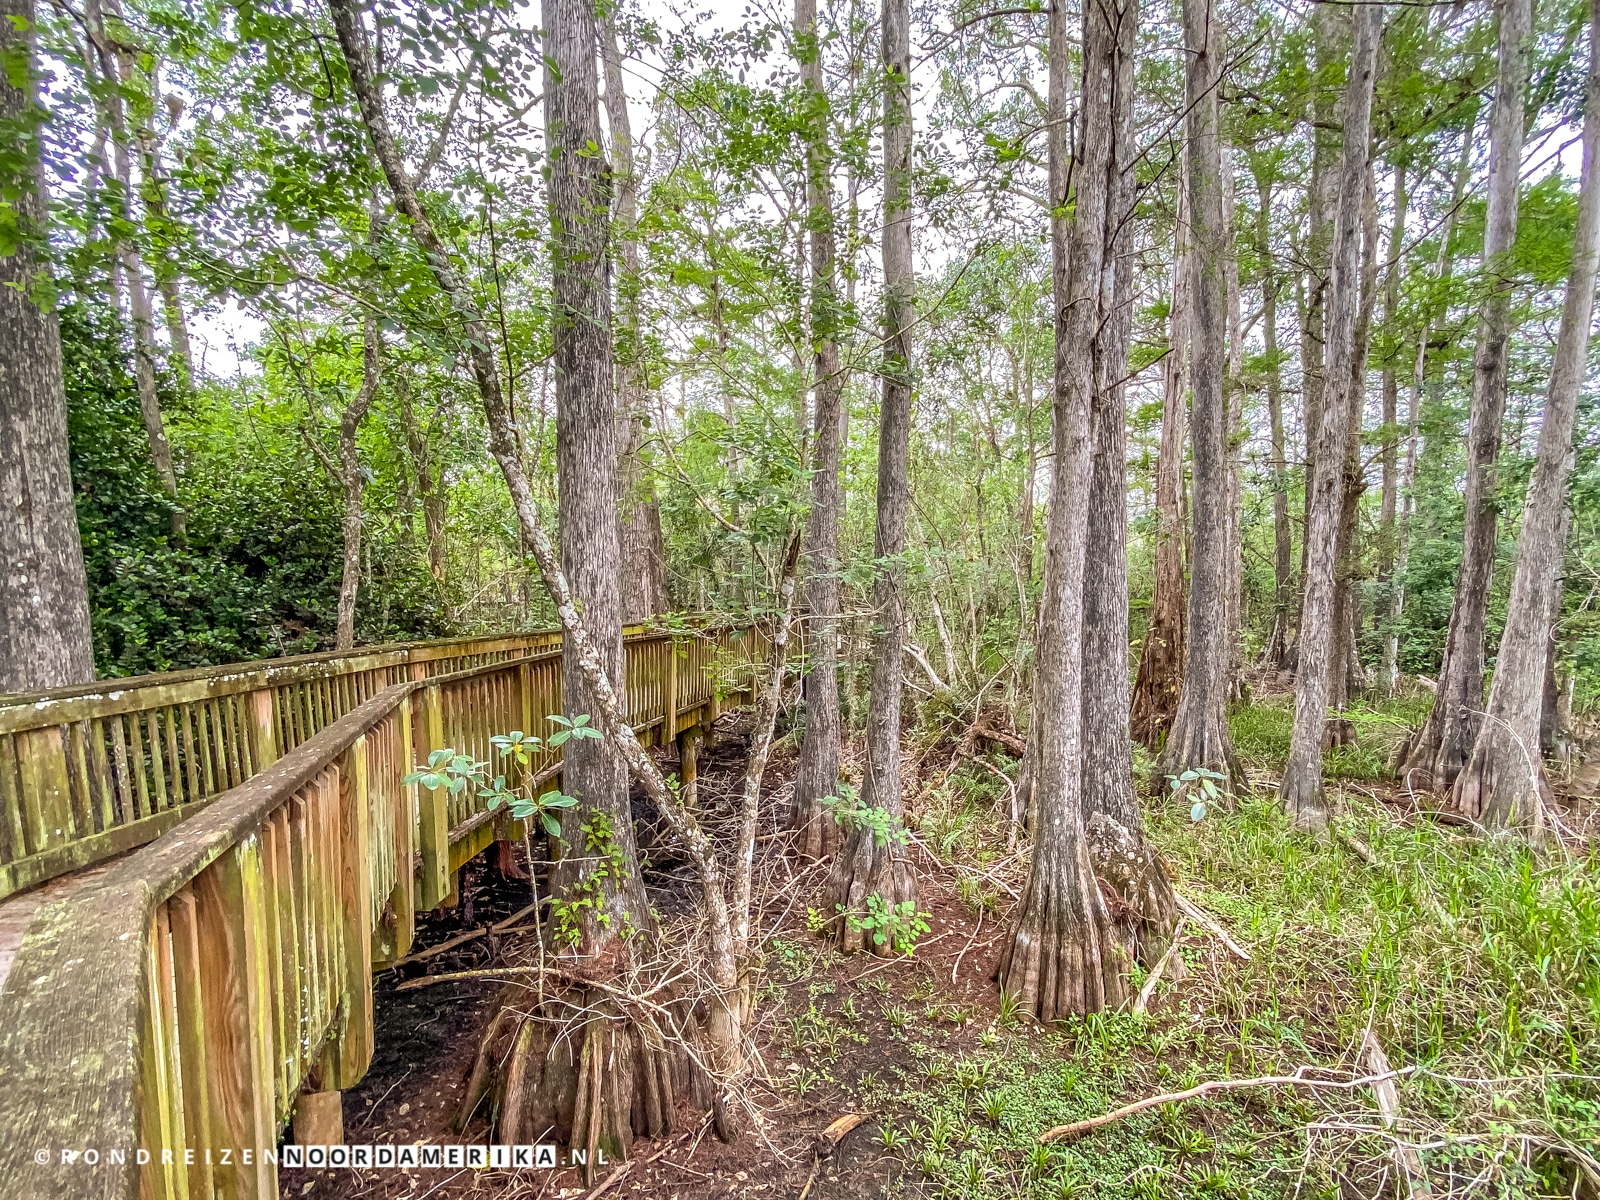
[1039,1065,1417,1143]
[1132,917,1187,1015]
[1173,891,1251,961]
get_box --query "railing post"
[325,735,373,1089]
[416,686,450,910]
[664,636,679,745]
[250,688,279,768]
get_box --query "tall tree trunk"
[1129,157,1188,745]
[1377,165,1407,590]
[1453,0,1600,833]
[334,316,380,651]
[1279,0,1380,829]
[1159,0,1240,792]
[1327,168,1382,730]
[1385,113,1475,693]
[333,0,769,1150]
[86,0,184,544]
[1079,0,1180,960]
[1399,0,1533,789]
[1294,3,1342,643]
[602,20,669,622]
[1222,144,1245,696]
[0,0,96,692]
[1002,0,1164,1022]
[791,0,847,859]
[1257,171,1294,668]
[828,0,917,950]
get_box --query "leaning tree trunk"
[1399,0,1533,791]
[1453,0,1600,835]
[1158,0,1240,793]
[330,0,706,1164]
[603,20,669,623]
[1080,0,1180,963]
[1279,0,1380,830]
[334,315,380,651]
[1257,171,1294,669]
[791,0,847,860]
[0,0,96,693]
[829,0,917,950]
[1129,161,1188,746]
[1000,0,1151,1022]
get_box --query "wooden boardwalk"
[0,620,762,1200]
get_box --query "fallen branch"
[1039,1065,1417,1143]
[1131,916,1187,1015]
[1174,891,1251,962]
[1362,1032,1431,1196]
[391,900,544,968]
[1333,825,1379,866]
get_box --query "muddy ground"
[278,726,999,1200]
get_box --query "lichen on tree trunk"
[0,0,96,694]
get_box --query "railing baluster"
[168,887,215,1200]
[194,839,276,1200]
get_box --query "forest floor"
[279,685,1600,1200]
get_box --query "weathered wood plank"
[167,888,215,1200]
[325,736,372,1090]
[416,686,449,910]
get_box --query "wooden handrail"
[0,619,735,901]
[0,620,766,1200]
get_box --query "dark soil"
[276,728,1005,1200]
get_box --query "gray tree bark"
[1453,0,1600,834]
[334,316,380,651]
[791,0,847,859]
[1159,0,1240,792]
[0,0,96,693]
[85,0,184,544]
[1280,0,1380,829]
[602,20,669,623]
[1129,160,1187,745]
[1257,171,1294,669]
[1001,0,1170,1022]
[828,0,917,950]
[1399,0,1533,789]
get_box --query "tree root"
[452,981,696,1177]
[826,826,917,956]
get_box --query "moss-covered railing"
[0,622,762,1200]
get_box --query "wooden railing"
[0,623,754,901]
[0,622,764,1200]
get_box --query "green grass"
[876,697,1600,1198]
